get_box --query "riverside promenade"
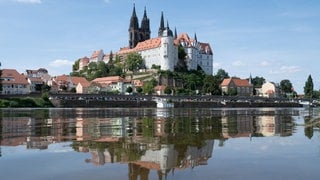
[48,94,302,108]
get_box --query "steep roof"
[91,76,130,85]
[221,78,252,87]
[118,37,162,55]
[1,69,29,85]
[91,49,104,59]
[134,37,161,51]
[54,75,89,86]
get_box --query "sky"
[1,0,320,94]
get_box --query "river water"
[0,107,320,180]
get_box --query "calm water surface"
[0,107,320,180]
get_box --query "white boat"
[155,97,174,108]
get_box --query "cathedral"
[123,5,213,75]
[79,5,214,75]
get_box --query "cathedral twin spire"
[129,4,173,49]
[129,4,150,49]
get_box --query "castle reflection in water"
[0,108,302,178]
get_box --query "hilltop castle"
[79,5,214,75]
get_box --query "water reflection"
[1,108,319,179]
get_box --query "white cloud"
[269,65,302,75]
[260,61,270,67]
[232,60,246,67]
[14,0,42,3]
[212,62,221,68]
[49,59,73,68]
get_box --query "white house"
[1,69,30,95]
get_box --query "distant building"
[0,69,30,94]
[220,77,253,96]
[25,68,51,83]
[76,5,214,75]
[49,75,90,93]
[27,77,44,93]
[257,82,280,98]
[91,76,133,94]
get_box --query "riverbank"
[1,94,302,108]
[0,96,54,108]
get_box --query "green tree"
[72,59,80,72]
[178,44,187,60]
[304,75,314,98]
[251,76,265,88]
[125,52,144,72]
[280,79,293,96]
[136,87,143,94]
[202,75,221,95]
[126,86,133,94]
[142,78,157,95]
[215,69,229,82]
[164,86,172,95]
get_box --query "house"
[220,77,253,96]
[28,77,44,93]
[49,75,90,93]
[0,69,30,95]
[91,76,133,94]
[258,82,280,98]
[154,85,167,95]
[25,68,51,83]
[76,81,91,94]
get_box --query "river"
[0,107,319,180]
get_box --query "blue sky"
[1,0,319,93]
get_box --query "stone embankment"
[49,94,302,108]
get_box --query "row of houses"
[0,68,143,95]
[221,77,280,97]
[1,68,280,97]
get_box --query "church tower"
[129,4,151,49]
[129,4,140,49]
[140,7,151,41]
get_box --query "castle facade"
[79,5,214,75]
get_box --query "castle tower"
[129,4,140,49]
[140,7,151,41]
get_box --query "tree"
[215,69,229,82]
[136,87,143,94]
[178,44,186,60]
[304,75,314,98]
[164,86,172,95]
[202,75,221,95]
[125,52,144,72]
[142,78,157,95]
[251,76,265,88]
[72,59,80,72]
[126,86,133,94]
[280,79,293,96]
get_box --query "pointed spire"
[132,3,137,17]
[167,21,170,29]
[174,27,177,39]
[158,11,165,37]
[194,33,198,42]
[160,11,165,30]
[143,6,147,18]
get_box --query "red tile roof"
[221,78,251,87]
[54,75,89,86]
[91,49,103,59]
[91,76,130,86]
[118,37,162,55]
[1,69,29,85]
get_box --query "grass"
[0,96,54,108]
